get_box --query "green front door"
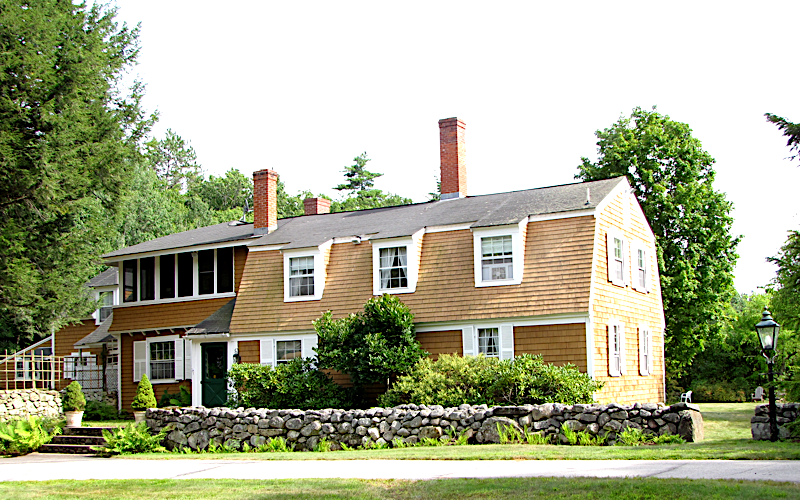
[201,343,228,407]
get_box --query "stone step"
[50,435,107,446]
[63,426,115,437]
[39,443,99,454]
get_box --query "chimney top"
[253,168,279,234]
[439,117,467,200]
[303,197,331,216]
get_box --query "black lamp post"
[755,307,780,442]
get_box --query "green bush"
[84,400,121,421]
[379,353,603,407]
[227,357,352,410]
[131,374,157,410]
[158,386,191,408]
[691,379,749,402]
[0,417,62,456]
[62,381,86,412]
[96,423,167,455]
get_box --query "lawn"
[121,402,800,461]
[2,477,800,500]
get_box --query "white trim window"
[606,231,628,287]
[283,242,331,302]
[461,324,515,360]
[633,244,650,293]
[258,334,318,367]
[289,256,315,297]
[371,231,422,295]
[379,247,408,289]
[608,319,625,377]
[639,325,653,376]
[472,220,527,287]
[133,336,192,383]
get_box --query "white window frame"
[606,230,628,288]
[133,335,191,384]
[93,287,117,325]
[632,243,650,293]
[639,325,653,376]
[282,242,330,302]
[608,319,625,377]
[472,220,526,287]
[371,232,422,295]
[259,334,318,367]
[461,323,514,360]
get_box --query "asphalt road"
[2,454,800,483]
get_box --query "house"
[7,117,666,409]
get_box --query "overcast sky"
[113,1,800,295]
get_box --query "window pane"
[123,260,137,303]
[149,341,175,380]
[289,257,314,297]
[481,237,513,281]
[217,247,234,293]
[178,252,194,297]
[198,249,215,295]
[160,254,175,299]
[140,257,155,301]
[614,238,623,260]
[478,328,499,357]
[276,340,302,364]
[379,247,408,289]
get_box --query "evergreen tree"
[331,152,412,212]
[334,152,382,193]
[765,113,800,165]
[144,129,202,191]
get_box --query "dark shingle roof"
[87,268,118,287]
[186,299,236,335]
[74,314,114,347]
[103,221,257,259]
[251,177,623,249]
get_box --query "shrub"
[84,400,121,421]
[96,423,166,455]
[0,417,62,456]
[379,353,602,407]
[62,381,86,412]
[158,386,191,408]
[691,379,748,402]
[131,374,157,410]
[227,357,352,410]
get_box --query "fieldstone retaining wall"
[149,402,704,451]
[751,403,799,440]
[0,389,62,420]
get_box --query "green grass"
[1,477,799,499]
[82,420,133,428]
[121,402,800,461]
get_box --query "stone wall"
[0,389,62,420]
[148,402,704,451]
[751,403,799,440]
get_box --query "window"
[477,328,499,357]
[98,291,113,323]
[149,341,175,380]
[379,247,408,289]
[123,260,137,302]
[472,221,526,287]
[276,340,302,364]
[177,252,194,297]
[289,256,315,297]
[608,320,625,377]
[606,231,628,287]
[160,254,175,299]
[217,247,234,293]
[639,325,652,376]
[198,250,215,295]
[140,257,155,301]
[633,244,650,293]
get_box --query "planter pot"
[133,410,147,424]
[64,410,84,428]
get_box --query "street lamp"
[755,307,780,442]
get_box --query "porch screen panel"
[160,254,175,299]
[217,248,234,293]
[123,260,137,303]
[198,250,214,295]
[140,257,155,301]
[177,252,193,297]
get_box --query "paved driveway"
[2,454,800,483]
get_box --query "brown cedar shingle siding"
[237,340,260,364]
[55,320,101,358]
[230,216,596,334]
[120,331,190,411]
[417,330,462,361]
[514,324,587,372]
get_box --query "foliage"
[334,152,383,193]
[690,380,748,403]
[189,169,253,212]
[330,153,412,212]
[769,231,800,334]
[560,423,607,446]
[84,400,121,421]
[158,386,191,408]
[617,427,685,446]
[96,423,166,455]
[144,129,202,191]
[131,374,157,410]
[227,357,352,410]
[765,113,800,164]
[62,381,86,412]
[577,107,739,379]
[379,353,602,407]
[0,416,62,456]
[315,295,426,392]
[0,0,148,351]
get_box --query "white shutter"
[619,323,627,375]
[260,339,274,366]
[183,339,192,380]
[500,324,515,360]
[462,326,475,356]
[174,338,184,380]
[302,334,318,361]
[133,341,147,382]
[639,326,647,376]
[606,232,614,284]
[622,238,630,287]
[608,323,620,377]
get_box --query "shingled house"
[9,117,665,409]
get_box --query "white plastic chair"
[751,386,764,402]
[680,390,692,403]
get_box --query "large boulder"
[475,417,521,444]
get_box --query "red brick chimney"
[303,197,331,216]
[438,117,467,199]
[253,169,279,234]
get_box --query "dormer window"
[379,247,408,289]
[289,256,315,297]
[371,231,422,295]
[472,220,526,287]
[481,236,513,281]
[283,241,331,302]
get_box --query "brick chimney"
[253,169,279,234]
[303,197,331,216]
[438,117,467,200]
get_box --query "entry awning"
[185,299,236,336]
[74,314,115,348]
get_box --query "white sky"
[113,1,800,295]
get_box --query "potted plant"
[131,374,157,423]
[62,381,86,427]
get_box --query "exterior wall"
[591,189,665,403]
[417,330,462,361]
[120,331,191,411]
[231,216,596,334]
[237,340,260,364]
[514,323,587,372]
[54,319,102,358]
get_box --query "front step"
[39,426,116,455]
